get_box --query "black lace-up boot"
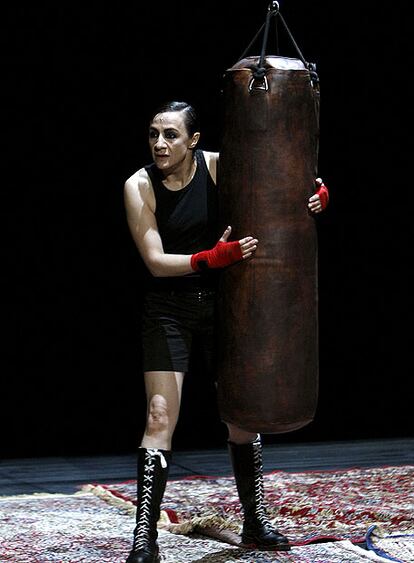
[125,447,171,563]
[228,435,291,551]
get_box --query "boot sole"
[126,551,161,562]
[126,557,161,563]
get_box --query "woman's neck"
[162,152,197,191]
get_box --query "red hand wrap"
[316,183,329,210]
[191,240,243,271]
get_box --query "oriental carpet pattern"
[1,465,413,562]
[85,465,414,546]
[0,491,401,562]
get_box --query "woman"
[123,101,328,563]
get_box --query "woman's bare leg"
[226,421,258,444]
[140,370,185,450]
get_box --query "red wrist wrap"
[316,184,329,210]
[191,240,243,271]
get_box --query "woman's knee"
[226,422,258,445]
[146,394,175,436]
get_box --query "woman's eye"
[149,130,158,139]
[165,132,177,139]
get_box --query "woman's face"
[149,110,199,172]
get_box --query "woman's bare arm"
[124,166,258,277]
[124,170,193,277]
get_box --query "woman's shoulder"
[201,150,219,184]
[124,167,154,204]
[201,150,219,164]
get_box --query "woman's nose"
[154,134,167,149]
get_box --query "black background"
[2,2,411,458]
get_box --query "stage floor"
[1,437,413,496]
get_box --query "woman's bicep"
[124,177,193,277]
[139,211,165,263]
[124,180,164,266]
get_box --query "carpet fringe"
[82,484,137,517]
[167,514,240,534]
[83,484,241,536]
[81,484,175,527]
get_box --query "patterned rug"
[0,492,131,562]
[85,465,414,547]
[366,525,414,562]
[0,491,398,562]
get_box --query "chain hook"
[268,1,279,14]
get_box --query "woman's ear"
[189,132,200,149]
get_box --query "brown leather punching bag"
[217,52,320,434]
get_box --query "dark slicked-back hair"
[149,101,200,136]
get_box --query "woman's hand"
[308,178,329,213]
[220,226,258,260]
[191,226,259,271]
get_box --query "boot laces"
[147,448,168,468]
[252,436,272,527]
[133,449,166,551]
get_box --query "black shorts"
[141,287,217,373]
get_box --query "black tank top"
[145,149,219,288]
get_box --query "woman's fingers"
[219,226,232,242]
[308,193,322,213]
[218,230,258,259]
[239,236,258,258]
[239,236,256,246]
